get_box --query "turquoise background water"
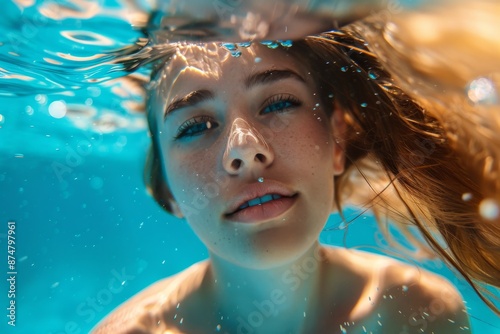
[1,126,499,333]
[0,0,499,333]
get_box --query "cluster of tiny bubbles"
[261,40,293,49]
[479,198,499,221]
[220,40,293,57]
[221,43,242,57]
[466,77,498,105]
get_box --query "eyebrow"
[244,69,306,89]
[164,90,214,119]
[164,69,306,119]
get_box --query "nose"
[222,118,274,175]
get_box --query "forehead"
[153,43,305,96]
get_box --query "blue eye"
[174,116,216,140]
[262,94,301,114]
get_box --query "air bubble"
[25,106,34,115]
[0,114,4,125]
[260,40,279,49]
[254,57,262,63]
[360,103,368,108]
[368,70,380,79]
[35,94,47,105]
[479,198,499,220]
[341,66,348,72]
[221,43,237,51]
[402,285,408,292]
[90,176,103,190]
[462,193,473,201]
[278,40,293,47]
[466,77,498,104]
[237,41,252,48]
[258,177,264,183]
[48,100,67,119]
[230,51,242,58]
[116,135,127,148]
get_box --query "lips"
[237,193,284,210]
[224,181,298,221]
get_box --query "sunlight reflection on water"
[1,1,499,333]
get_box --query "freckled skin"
[154,44,338,268]
[92,44,471,334]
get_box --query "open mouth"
[225,193,298,223]
[236,193,286,211]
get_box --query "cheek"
[278,113,333,166]
[163,145,224,215]
[165,150,207,196]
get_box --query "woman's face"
[150,43,344,268]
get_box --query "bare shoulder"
[91,261,209,334]
[380,259,471,333]
[321,246,471,333]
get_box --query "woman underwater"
[89,23,500,332]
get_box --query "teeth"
[238,194,282,210]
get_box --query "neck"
[206,242,325,332]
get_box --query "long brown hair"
[143,30,500,314]
[293,30,500,314]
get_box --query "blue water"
[0,1,499,333]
